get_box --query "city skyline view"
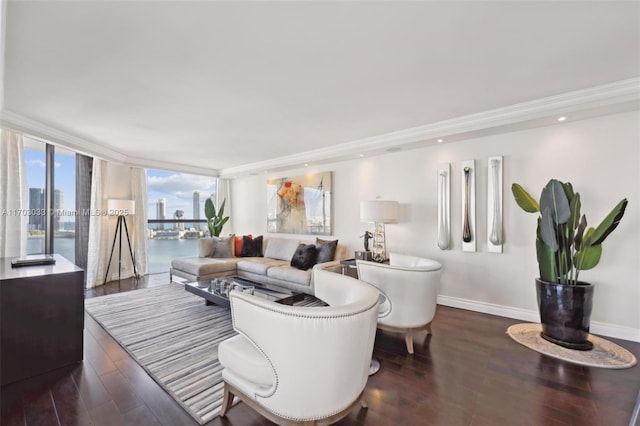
[147,169,217,222]
[23,148,217,225]
[24,145,76,229]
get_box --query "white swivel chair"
[357,253,442,354]
[218,268,379,425]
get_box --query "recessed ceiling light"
[264,171,268,174]
[304,163,309,167]
[557,116,567,122]
[359,154,364,158]
[437,139,444,143]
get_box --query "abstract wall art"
[461,160,476,252]
[437,163,451,250]
[266,172,333,235]
[487,156,503,253]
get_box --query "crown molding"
[124,156,219,177]
[0,109,220,175]
[0,110,128,163]
[219,77,640,177]
[3,78,639,177]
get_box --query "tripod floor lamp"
[104,199,138,284]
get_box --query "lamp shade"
[360,200,399,224]
[107,199,135,216]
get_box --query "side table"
[0,254,84,385]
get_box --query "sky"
[24,144,217,222]
[147,169,217,220]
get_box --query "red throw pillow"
[235,234,252,257]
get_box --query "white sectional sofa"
[170,236,348,295]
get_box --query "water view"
[27,236,199,274]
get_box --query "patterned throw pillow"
[316,238,338,263]
[240,235,263,257]
[290,243,318,271]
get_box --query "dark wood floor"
[2,273,639,426]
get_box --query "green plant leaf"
[540,207,558,251]
[568,193,581,231]
[218,199,226,217]
[204,198,215,220]
[511,183,539,213]
[585,198,628,246]
[574,244,602,271]
[540,179,570,225]
[574,214,587,251]
[562,182,575,203]
[537,236,557,282]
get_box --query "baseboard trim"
[437,295,640,343]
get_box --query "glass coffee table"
[185,276,304,308]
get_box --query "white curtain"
[130,167,148,277]
[86,159,110,288]
[216,177,233,234]
[0,129,27,257]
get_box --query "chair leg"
[360,393,368,409]
[405,329,414,354]
[219,382,234,417]
[426,323,432,335]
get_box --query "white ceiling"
[3,1,640,176]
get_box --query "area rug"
[507,323,637,369]
[85,283,323,424]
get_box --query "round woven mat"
[506,323,637,369]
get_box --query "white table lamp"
[360,199,399,262]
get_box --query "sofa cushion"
[171,257,238,276]
[237,258,287,275]
[241,235,263,257]
[290,243,318,271]
[316,238,338,263]
[264,238,300,261]
[268,265,313,286]
[219,335,273,387]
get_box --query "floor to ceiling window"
[53,146,77,262]
[23,138,77,263]
[146,169,216,273]
[24,138,47,255]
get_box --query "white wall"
[232,110,640,342]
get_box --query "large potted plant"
[204,198,229,237]
[512,179,627,350]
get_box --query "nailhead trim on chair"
[229,294,378,422]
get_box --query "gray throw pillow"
[210,234,235,258]
[198,238,214,257]
[316,238,338,263]
[290,243,318,271]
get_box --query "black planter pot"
[535,278,594,351]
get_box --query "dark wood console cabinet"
[1,254,84,385]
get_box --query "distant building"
[156,198,166,230]
[29,188,45,230]
[193,191,200,229]
[174,209,184,231]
